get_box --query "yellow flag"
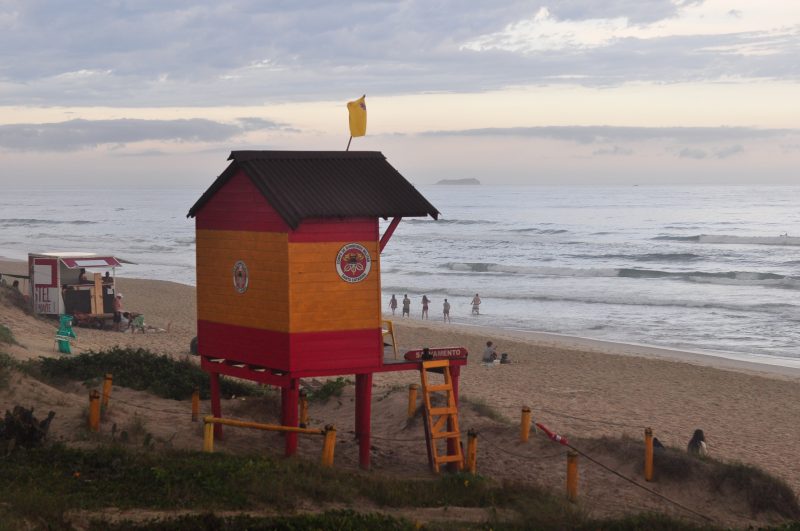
[347,95,367,137]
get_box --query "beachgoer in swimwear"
[471,294,481,315]
[389,294,398,315]
[443,298,451,323]
[421,295,429,319]
[402,294,411,317]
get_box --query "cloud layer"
[1,1,798,106]
[0,117,285,151]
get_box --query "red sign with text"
[403,347,468,361]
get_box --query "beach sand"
[1,257,798,525]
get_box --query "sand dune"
[1,257,798,526]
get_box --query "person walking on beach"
[471,293,481,315]
[443,298,451,323]
[389,294,398,316]
[687,429,708,456]
[402,294,411,318]
[421,295,430,319]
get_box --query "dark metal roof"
[187,151,439,229]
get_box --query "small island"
[435,178,481,185]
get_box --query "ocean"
[1,185,799,363]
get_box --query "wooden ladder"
[419,360,463,473]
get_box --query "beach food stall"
[188,151,468,470]
[28,252,121,319]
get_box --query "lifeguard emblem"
[336,243,371,283]
[233,260,249,293]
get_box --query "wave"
[653,234,800,246]
[381,285,799,316]
[0,218,97,226]
[402,218,494,225]
[441,262,800,289]
[571,252,701,262]
[508,228,569,234]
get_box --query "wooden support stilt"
[355,373,373,470]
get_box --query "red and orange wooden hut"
[188,150,466,468]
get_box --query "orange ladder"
[419,360,463,473]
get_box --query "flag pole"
[346,136,353,151]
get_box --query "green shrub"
[308,377,349,402]
[710,461,800,518]
[0,352,12,389]
[32,347,258,400]
[0,323,15,345]
[88,510,416,531]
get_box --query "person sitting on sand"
[389,294,398,315]
[500,352,511,364]
[482,341,497,363]
[402,294,411,318]
[113,294,124,332]
[443,298,451,323]
[471,293,481,315]
[421,295,430,319]
[687,429,708,456]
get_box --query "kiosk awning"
[60,257,121,269]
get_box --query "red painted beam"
[379,217,402,252]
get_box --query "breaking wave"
[0,218,97,226]
[653,234,800,246]
[441,262,800,289]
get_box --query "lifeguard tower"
[188,151,468,469]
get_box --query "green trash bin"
[56,314,76,354]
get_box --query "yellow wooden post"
[203,416,215,452]
[407,384,418,419]
[101,373,113,409]
[466,429,478,474]
[321,425,337,467]
[520,406,532,443]
[191,387,200,422]
[644,427,654,482]
[567,450,578,502]
[88,390,100,432]
[299,389,309,428]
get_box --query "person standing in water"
[421,295,430,319]
[443,298,451,323]
[471,293,481,315]
[389,294,398,315]
[402,294,411,318]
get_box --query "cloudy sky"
[1,0,799,186]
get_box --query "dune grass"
[26,347,259,400]
[0,443,719,530]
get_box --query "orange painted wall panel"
[288,240,381,333]
[197,229,291,332]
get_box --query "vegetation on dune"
[0,444,720,531]
[0,351,12,389]
[591,435,800,519]
[307,376,350,402]
[0,323,16,345]
[88,510,416,531]
[27,347,259,400]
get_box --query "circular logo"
[233,260,249,293]
[336,243,371,283]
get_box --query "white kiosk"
[28,253,121,317]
